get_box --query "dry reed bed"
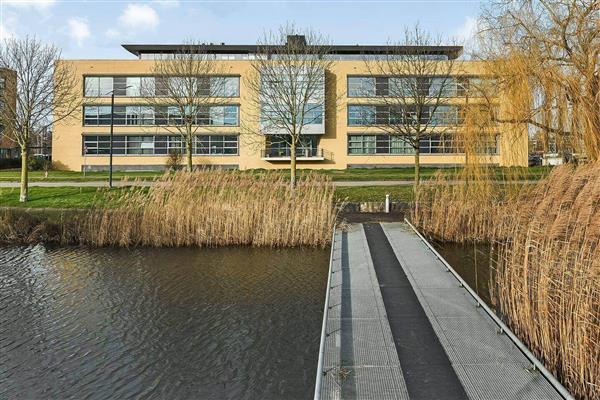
[413,164,599,399]
[80,171,336,248]
[493,165,599,400]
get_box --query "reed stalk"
[413,163,600,399]
[80,170,337,248]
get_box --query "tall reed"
[80,170,336,248]
[414,164,600,399]
[493,164,600,400]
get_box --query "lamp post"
[106,85,131,188]
[109,91,115,188]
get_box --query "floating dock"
[314,222,572,400]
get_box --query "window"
[348,105,375,125]
[84,77,100,97]
[302,104,323,124]
[113,106,126,125]
[140,106,155,125]
[348,135,376,154]
[214,77,240,97]
[83,134,238,156]
[375,77,389,96]
[429,77,457,97]
[348,134,470,155]
[99,77,113,97]
[84,106,99,125]
[167,135,185,154]
[348,77,375,97]
[83,105,239,126]
[209,106,239,126]
[429,105,459,125]
[195,135,239,155]
[113,77,127,96]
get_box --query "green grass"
[334,186,414,202]
[0,185,415,208]
[0,166,552,182]
[0,169,164,182]
[317,166,552,181]
[0,186,121,208]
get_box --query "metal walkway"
[315,222,572,400]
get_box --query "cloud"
[118,4,159,31]
[0,12,18,40]
[67,17,90,47]
[455,16,478,44]
[3,0,56,10]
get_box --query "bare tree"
[360,26,458,191]
[0,37,80,202]
[144,42,229,171]
[478,0,600,161]
[244,25,333,189]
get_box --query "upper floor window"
[348,104,461,126]
[83,76,240,98]
[347,76,491,98]
[83,104,239,126]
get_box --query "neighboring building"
[0,68,18,160]
[52,38,528,171]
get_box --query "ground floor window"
[83,134,239,156]
[348,134,498,155]
[265,135,319,157]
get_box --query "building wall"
[0,68,18,159]
[52,59,528,171]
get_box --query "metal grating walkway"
[319,225,410,400]
[316,223,570,400]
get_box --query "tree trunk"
[414,145,421,193]
[186,132,193,172]
[19,147,28,203]
[290,141,297,190]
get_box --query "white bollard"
[385,194,390,213]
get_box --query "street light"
[105,86,131,188]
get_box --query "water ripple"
[0,245,328,399]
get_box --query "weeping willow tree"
[476,0,599,161]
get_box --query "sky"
[0,0,482,59]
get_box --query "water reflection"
[433,242,494,305]
[0,245,329,400]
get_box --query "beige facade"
[53,49,528,171]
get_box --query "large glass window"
[210,77,240,97]
[348,105,375,125]
[348,134,472,155]
[99,77,113,97]
[302,104,323,124]
[348,77,375,97]
[83,76,238,97]
[195,135,239,155]
[209,105,239,126]
[83,134,239,156]
[347,75,489,98]
[84,77,100,97]
[83,105,239,126]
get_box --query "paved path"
[0,180,537,188]
[316,222,570,400]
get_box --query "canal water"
[0,237,494,400]
[434,241,494,305]
[0,245,329,400]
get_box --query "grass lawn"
[0,185,414,208]
[0,186,120,208]
[0,166,552,182]
[0,169,164,182]
[334,186,414,203]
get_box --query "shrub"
[165,150,182,171]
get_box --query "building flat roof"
[121,43,463,60]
